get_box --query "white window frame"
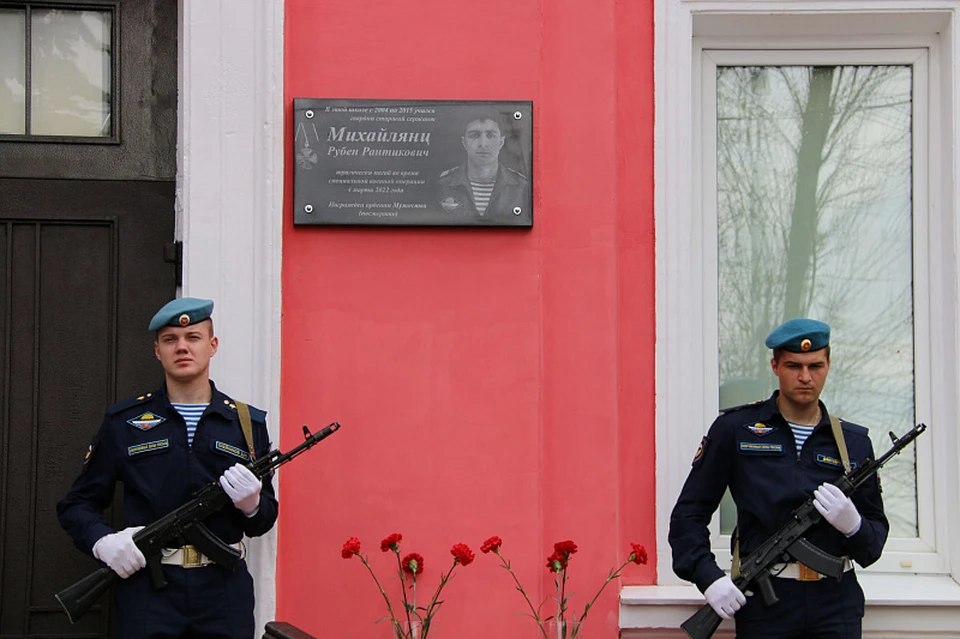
[622,1,960,634]
[701,46,936,574]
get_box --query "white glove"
[704,575,746,620]
[219,463,262,517]
[813,482,862,536]
[93,526,146,578]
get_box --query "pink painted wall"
[280,1,655,637]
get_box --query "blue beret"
[765,318,830,353]
[148,298,214,331]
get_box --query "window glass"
[715,65,918,538]
[30,8,111,137]
[0,9,26,134]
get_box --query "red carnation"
[451,543,475,566]
[553,540,578,558]
[546,550,566,573]
[402,552,424,575]
[480,536,503,554]
[341,536,361,559]
[380,533,403,552]
[629,543,648,565]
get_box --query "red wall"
[280,1,655,637]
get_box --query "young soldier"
[669,318,888,637]
[58,297,276,638]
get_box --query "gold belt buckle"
[797,562,822,581]
[182,545,203,568]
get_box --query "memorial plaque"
[293,99,533,227]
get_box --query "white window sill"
[620,574,960,636]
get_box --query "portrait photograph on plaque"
[293,99,533,227]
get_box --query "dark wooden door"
[0,179,176,637]
[0,1,178,636]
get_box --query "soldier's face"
[154,321,218,383]
[462,119,504,168]
[771,349,830,408]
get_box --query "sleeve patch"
[692,436,709,467]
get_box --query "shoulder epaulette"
[106,392,155,415]
[220,397,267,422]
[720,399,764,415]
[438,166,459,178]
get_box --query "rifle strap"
[829,415,851,473]
[236,401,258,461]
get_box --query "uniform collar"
[768,390,830,427]
[158,380,238,420]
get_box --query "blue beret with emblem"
[765,318,830,353]
[148,297,214,331]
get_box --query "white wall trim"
[178,0,285,632]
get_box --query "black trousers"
[114,560,254,638]
[734,573,864,639]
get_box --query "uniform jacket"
[57,381,278,556]
[669,392,888,593]
[436,163,530,223]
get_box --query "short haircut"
[460,109,505,136]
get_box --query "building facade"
[3,0,960,637]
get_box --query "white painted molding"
[178,0,285,632]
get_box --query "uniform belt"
[771,558,853,581]
[159,542,245,568]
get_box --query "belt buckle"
[182,545,203,568]
[798,562,822,581]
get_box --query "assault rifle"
[680,422,927,639]
[55,422,342,623]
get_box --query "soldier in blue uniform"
[436,110,530,223]
[669,318,888,638]
[57,297,277,638]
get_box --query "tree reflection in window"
[716,65,917,537]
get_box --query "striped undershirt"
[172,403,207,447]
[469,181,495,214]
[788,422,816,457]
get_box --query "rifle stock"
[679,423,926,639]
[55,422,342,623]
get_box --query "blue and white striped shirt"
[172,403,207,447]
[788,422,816,457]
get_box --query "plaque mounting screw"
[305,110,315,119]
[304,204,314,213]
[513,111,522,120]
[513,207,522,216]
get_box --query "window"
[0,3,115,140]
[703,48,938,573]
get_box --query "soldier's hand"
[704,575,746,620]
[813,483,862,536]
[93,526,146,578]
[220,463,262,517]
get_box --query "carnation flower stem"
[574,559,632,627]
[419,558,458,637]
[493,551,549,639]
[358,554,406,638]
[394,549,416,637]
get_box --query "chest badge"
[127,412,166,431]
[743,422,777,437]
[440,196,461,211]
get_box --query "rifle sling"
[829,415,851,473]
[236,401,257,461]
[732,411,851,577]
